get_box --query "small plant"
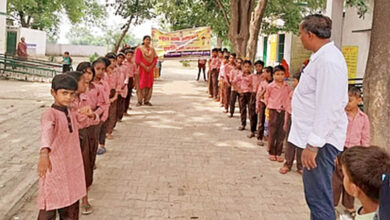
[180,60,191,67]
[90,53,99,62]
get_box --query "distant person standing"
[288,14,348,220]
[135,35,158,106]
[62,51,73,73]
[197,58,206,81]
[17,37,28,59]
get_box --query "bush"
[89,53,99,62]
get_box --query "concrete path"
[6,62,309,220]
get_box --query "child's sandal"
[81,204,93,215]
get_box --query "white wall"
[341,0,374,78]
[0,0,6,54]
[284,33,292,67]
[46,44,107,57]
[18,27,47,56]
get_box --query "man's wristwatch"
[306,144,319,153]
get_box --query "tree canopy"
[7,0,106,38]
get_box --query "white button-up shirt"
[288,41,348,151]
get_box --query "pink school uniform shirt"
[85,83,100,112]
[230,69,242,91]
[92,80,110,122]
[251,73,263,93]
[122,60,137,78]
[69,93,92,112]
[116,65,128,98]
[38,106,100,210]
[256,79,269,113]
[233,72,253,93]
[344,109,370,148]
[105,70,120,91]
[209,57,221,71]
[223,64,234,85]
[264,81,291,112]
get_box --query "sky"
[57,3,159,44]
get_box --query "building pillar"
[325,0,344,49]
[0,0,7,54]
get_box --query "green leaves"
[7,0,106,37]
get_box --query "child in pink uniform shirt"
[264,65,290,162]
[208,48,221,99]
[115,53,128,121]
[37,74,99,220]
[280,72,303,175]
[232,60,253,131]
[219,56,229,105]
[229,58,243,118]
[92,57,110,155]
[223,53,236,113]
[256,66,273,146]
[248,60,264,138]
[332,86,370,217]
[105,64,120,140]
[123,49,136,115]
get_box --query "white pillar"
[325,0,344,49]
[0,0,6,54]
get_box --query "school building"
[0,0,6,54]
[256,0,374,80]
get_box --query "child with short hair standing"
[264,65,290,162]
[229,58,243,118]
[233,60,253,130]
[208,48,221,100]
[115,53,128,121]
[340,146,390,219]
[332,86,370,217]
[62,51,72,73]
[223,53,236,113]
[280,72,303,174]
[247,60,264,138]
[219,55,229,105]
[37,74,99,219]
[256,66,273,146]
[123,49,136,115]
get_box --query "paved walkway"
[8,63,309,220]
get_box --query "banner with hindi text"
[151,27,211,59]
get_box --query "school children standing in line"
[233,60,253,131]
[264,65,290,162]
[37,74,99,219]
[208,48,221,100]
[279,72,303,175]
[223,53,236,113]
[247,60,264,138]
[255,66,273,146]
[229,58,243,118]
[332,86,370,218]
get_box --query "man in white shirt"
[288,14,348,220]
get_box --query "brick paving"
[7,63,309,220]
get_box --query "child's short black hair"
[243,60,252,66]
[254,60,264,67]
[273,65,286,73]
[230,53,237,58]
[76,62,92,73]
[224,55,229,60]
[293,72,301,81]
[64,51,69,55]
[264,66,273,73]
[218,48,223,53]
[66,71,84,82]
[212,48,218,52]
[117,52,125,58]
[348,86,362,98]
[341,146,390,203]
[124,49,134,55]
[105,52,117,59]
[92,57,110,68]
[52,74,78,92]
[223,48,228,52]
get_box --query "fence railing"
[0,54,62,80]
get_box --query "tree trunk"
[217,37,223,48]
[246,0,268,62]
[113,15,134,53]
[363,0,390,149]
[228,0,254,58]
